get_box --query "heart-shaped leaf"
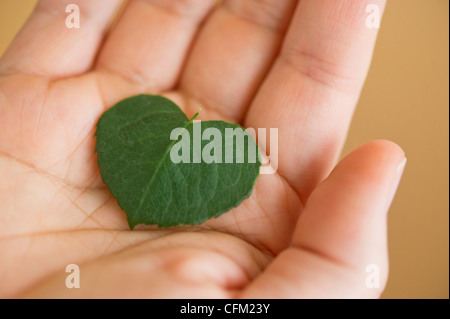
[95,95,261,228]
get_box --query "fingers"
[179,0,297,122]
[95,0,216,93]
[241,140,406,298]
[0,0,123,78]
[245,0,387,200]
[292,141,406,270]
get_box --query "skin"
[0,0,405,298]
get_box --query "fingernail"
[387,157,407,208]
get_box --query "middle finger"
[179,0,298,123]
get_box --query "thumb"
[241,140,406,298]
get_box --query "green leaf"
[95,95,261,229]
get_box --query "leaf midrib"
[135,114,198,213]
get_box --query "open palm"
[0,0,404,298]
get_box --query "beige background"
[0,0,448,299]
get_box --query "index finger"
[245,0,387,201]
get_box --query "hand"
[0,0,404,298]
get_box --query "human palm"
[0,0,404,298]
